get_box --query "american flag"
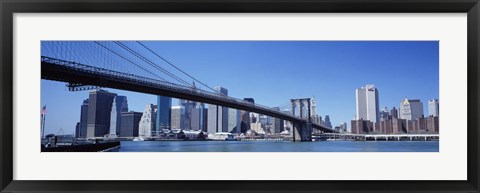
[41,105,47,115]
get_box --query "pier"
[313,133,439,141]
[41,142,120,152]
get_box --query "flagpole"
[42,113,46,139]
[41,105,46,139]
[40,113,43,139]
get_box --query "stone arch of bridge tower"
[290,98,313,142]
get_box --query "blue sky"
[41,41,439,135]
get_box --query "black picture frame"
[1,0,479,192]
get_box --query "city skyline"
[41,41,439,135]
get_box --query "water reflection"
[116,141,439,152]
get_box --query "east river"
[115,141,439,152]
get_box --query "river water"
[116,141,439,152]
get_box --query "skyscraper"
[259,114,268,125]
[240,98,254,133]
[250,113,259,124]
[120,111,142,137]
[107,98,118,138]
[310,96,317,117]
[179,99,197,130]
[170,106,183,130]
[138,104,157,138]
[399,98,424,121]
[355,84,380,123]
[282,109,292,132]
[324,115,332,129]
[428,99,439,117]
[78,99,89,138]
[228,108,241,133]
[272,107,284,133]
[75,122,80,138]
[379,106,390,120]
[114,96,128,135]
[207,104,227,133]
[86,90,116,138]
[191,104,207,131]
[342,122,348,133]
[156,96,172,133]
[207,86,228,133]
[390,107,398,119]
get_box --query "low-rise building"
[351,119,373,134]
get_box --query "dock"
[41,142,121,152]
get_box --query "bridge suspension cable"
[273,101,291,111]
[136,41,220,94]
[93,41,168,82]
[113,41,193,87]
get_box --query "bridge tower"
[290,98,313,142]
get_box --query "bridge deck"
[41,56,337,133]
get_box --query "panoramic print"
[40,41,439,152]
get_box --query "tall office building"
[228,108,241,133]
[312,115,323,125]
[240,98,254,133]
[250,113,259,124]
[310,96,317,117]
[259,115,272,133]
[282,109,293,132]
[114,96,128,135]
[119,111,142,137]
[272,107,284,133]
[275,118,285,133]
[324,115,332,128]
[78,99,89,138]
[179,99,197,130]
[75,122,80,138]
[342,122,348,133]
[156,96,172,133]
[138,104,157,138]
[399,98,424,121]
[207,104,228,133]
[107,98,118,138]
[379,106,390,120]
[170,106,183,129]
[191,104,207,131]
[355,84,380,123]
[390,107,398,119]
[86,90,116,138]
[207,86,228,133]
[199,103,207,131]
[428,99,439,117]
[259,114,268,125]
[250,122,265,134]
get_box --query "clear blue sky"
[41,41,439,135]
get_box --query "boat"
[208,132,236,141]
[133,137,145,141]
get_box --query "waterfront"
[40,41,440,153]
[116,141,439,152]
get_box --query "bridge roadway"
[321,133,440,138]
[41,56,337,134]
[315,133,439,141]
